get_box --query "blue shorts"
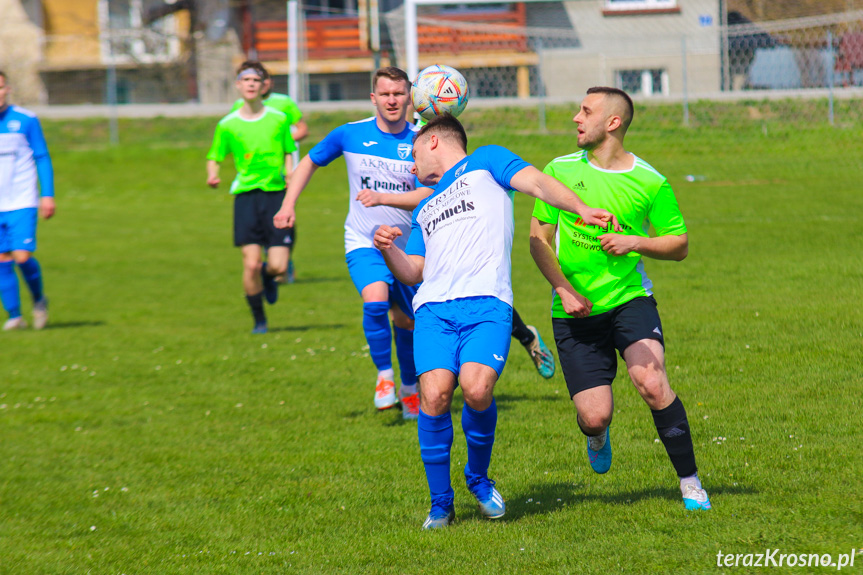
[0,208,38,253]
[345,247,418,319]
[414,296,513,377]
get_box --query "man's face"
[371,77,410,124]
[236,72,265,101]
[0,76,9,110]
[573,93,609,150]
[411,134,437,186]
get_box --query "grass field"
[2,102,862,574]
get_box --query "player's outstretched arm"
[374,225,424,286]
[292,120,309,142]
[356,187,433,211]
[274,154,318,229]
[206,160,221,188]
[511,166,620,231]
[529,217,593,318]
[599,231,688,261]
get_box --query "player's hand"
[39,197,56,220]
[207,176,220,188]
[356,189,384,207]
[579,208,621,232]
[599,233,640,256]
[557,286,592,318]
[373,225,402,251]
[273,206,296,229]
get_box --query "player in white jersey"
[0,71,55,331]
[273,67,422,419]
[373,114,618,528]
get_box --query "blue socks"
[0,261,21,319]
[362,301,392,371]
[393,325,417,386]
[418,409,455,500]
[18,257,43,303]
[462,399,498,477]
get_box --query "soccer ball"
[411,64,470,121]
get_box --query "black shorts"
[552,296,665,398]
[233,189,296,248]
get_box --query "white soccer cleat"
[3,316,28,331]
[374,376,397,410]
[682,483,712,510]
[32,298,48,330]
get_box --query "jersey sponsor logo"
[455,163,467,177]
[493,353,504,362]
[423,198,474,235]
[360,176,412,193]
[358,157,414,174]
[363,141,378,147]
[572,180,586,190]
[7,120,21,132]
[397,143,412,160]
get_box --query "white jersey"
[0,105,54,211]
[406,145,530,312]
[309,117,418,253]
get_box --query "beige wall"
[42,0,102,68]
[0,0,45,104]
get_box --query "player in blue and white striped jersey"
[273,67,422,419]
[0,71,55,331]
[374,114,618,528]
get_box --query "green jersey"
[207,107,296,195]
[533,150,687,317]
[230,93,302,125]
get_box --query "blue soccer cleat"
[464,465,505,519]
[261,264,278,304]
[252,321,268,334]
[682,484,712,510]
[525,325,555,379]
[422,494,455,530]
[587,427,612,474]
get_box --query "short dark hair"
[415,113,468,152]
[0,71,6,82]
[372,67,410,91]
[587,86,634,131]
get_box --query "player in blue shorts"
[273,67,422,419]
[0,71,55,331]
[373,114,617,528]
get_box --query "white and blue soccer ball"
[411,64,470,121]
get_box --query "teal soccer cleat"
[587,427,612,474]
[525,325,555,379]
[682,484,712,510]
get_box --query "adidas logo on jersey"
[572,180,586,190]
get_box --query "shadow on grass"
[502,481,757,521]
[288,276,344,285]
[43,321,107,329]
[269,323,348,332]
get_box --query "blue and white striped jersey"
[0,105,54,212]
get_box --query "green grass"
[2,102,862,574]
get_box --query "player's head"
[235,61,268,101]
[411,113,468,185]
[370,67,411,126]
[0,71,9,111]
[574,87,634,150]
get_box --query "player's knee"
[266,261,288,276]
[578,411,612,433]
[635,373,672,408]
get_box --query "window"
[603,0,678,15]
[617,69,668,96]
[98,0,182,64]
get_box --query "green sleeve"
[648,180,687,236]
[281,119,297,154]
[229,99,242,113]
[207,123,228,162]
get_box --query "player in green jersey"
[207,61,296,334]
[529,87,711,511]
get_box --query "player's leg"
[511,307,555,379]
[413,302,460,528]
[553,313,617,474]
[389,280,419,419]
[456,297,511,519]
[616,296,710,510]
[0,251,24,330]
[261,191,293,303]
[0,209,39,331]
[262,245,289,304]
[14,250,48,329]
[241,244,267,333]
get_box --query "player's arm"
[283,153,294,184]
[529,217,593,318]
[206,160,221,188]
[291,120,309,142]
[274,154,319,229]
[510,166,620,231]
[356,187,433,210]
[374,225,424,285]
[26,117,56,219]
[599,232,688,261]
